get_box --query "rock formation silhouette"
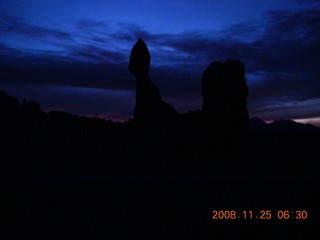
[202,59,249,134]
[129,38,177,124]
[0,90,19,113]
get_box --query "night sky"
[1,0,319,125]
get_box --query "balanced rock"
[129,39,177,124]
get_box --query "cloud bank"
[0,9,319,124]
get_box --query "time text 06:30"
[212,210,308,220]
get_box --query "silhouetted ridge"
[0,90,45,123]
[21,98,45,117]
[249,117,268,131]
[202,59,249,134]
[0,90,19,113]
[129,39,178,124]
[248,117,320,133]
[1,89,320,179]
[268,119,320,133]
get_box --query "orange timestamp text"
[212,210,308,220]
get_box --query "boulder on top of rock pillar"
[128,38,150,77]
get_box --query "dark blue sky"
[1,0,319,125]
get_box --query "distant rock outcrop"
[129,38,177,124]
[21,98,45,118]
[268,119,320,133]
[202,59,249,134]
[0,90,19,113]
[248,118,320,133]
[249,117,268,131]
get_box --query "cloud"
[0,15,73,41]
[0,9,319,121]
[249,98,320,120]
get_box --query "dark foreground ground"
[1,91,319,239]
[1,175,319,239]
